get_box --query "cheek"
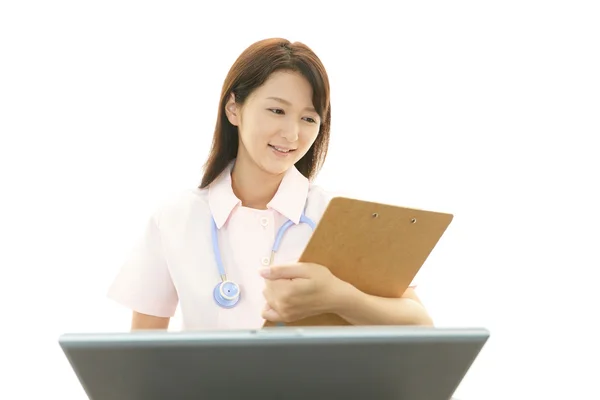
[299,127,320,148]
[239,118,272,146]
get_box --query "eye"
[268,108,284,115]
[303,117,317,124]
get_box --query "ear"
[224,92,240,126]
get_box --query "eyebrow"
[266,97,317,113]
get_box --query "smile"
[269,144,295,154]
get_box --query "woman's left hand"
[260,262,345,323]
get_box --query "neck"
[231,158,284,210]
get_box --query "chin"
[260,164,292,176]
[259,159,297,176]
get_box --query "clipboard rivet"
[372,213,379,218]
[411,218,417,223]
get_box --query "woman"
[107,38,433,330]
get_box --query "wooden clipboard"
[263,196,453,327]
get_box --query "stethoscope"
[211,212,316,308]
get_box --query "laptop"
[58,325,489,400]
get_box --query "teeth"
[272,146,289,153]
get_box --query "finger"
[262,307,282,322]
[262,286,275,306]
[259,264,310,280]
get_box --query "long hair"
[199,38,331,188]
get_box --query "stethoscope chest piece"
[213,280,240,308]
[210,210,316,309]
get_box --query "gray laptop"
[58,326,489,400]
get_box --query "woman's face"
[225,70,321,176]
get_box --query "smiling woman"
[224,70,323,200]
[106,38,432,331]
[201,39,331,193]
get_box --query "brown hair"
[199,38,331,188]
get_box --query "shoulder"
[151,187,211,230]
[305,183,336,223]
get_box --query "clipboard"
[263,196,453,327]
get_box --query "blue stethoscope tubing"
[211,213,316,308]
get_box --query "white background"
[1,1,599,399]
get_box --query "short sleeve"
[107,213,179,318]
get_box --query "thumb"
[259,264,310,280]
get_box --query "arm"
[107,213,179,330]
[131,311,170,330]
[332,284,434,326]
[260,264,434,326]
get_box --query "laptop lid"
[59,326,489,400]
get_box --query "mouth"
[268,144,296,154]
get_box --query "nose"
[280,119,300,143]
